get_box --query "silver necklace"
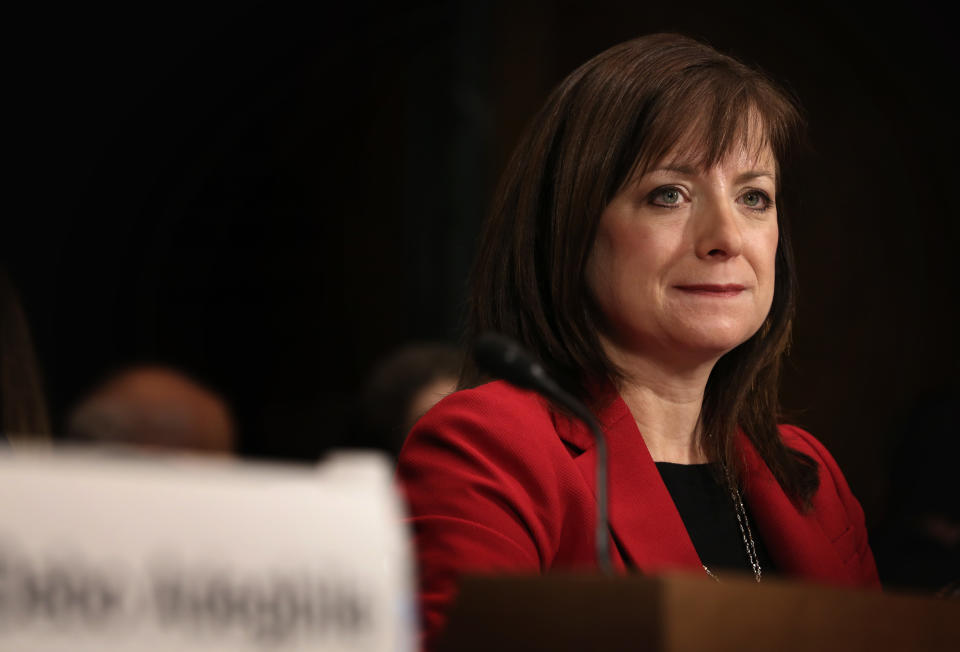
[703,480,762,583]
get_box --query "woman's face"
[586,143,779,369]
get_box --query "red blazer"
[397,380,880,645]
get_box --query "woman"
[397,33,880,645]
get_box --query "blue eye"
[740,190,773,211]
[650,186,683,207]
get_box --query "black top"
[656,462,776,578]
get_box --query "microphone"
[473,332,613,574]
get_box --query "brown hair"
[1,267,52,441]
[464,33,818,505]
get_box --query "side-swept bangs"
[626,65,801,188]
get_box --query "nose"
[693,196,743,260]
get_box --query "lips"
[675,284,746,296]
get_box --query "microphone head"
[472,332,540,389]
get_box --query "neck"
[604,342,719,464]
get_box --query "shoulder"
[400,380,563,460]
[776,424,853,500]
[778,424,839,470]
[397,380,588,524]
[397,381,588,571]
[424,379,551,421]
[397,381,581,508]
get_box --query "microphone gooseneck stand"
[473,332,613,574]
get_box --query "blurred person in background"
[0,266,51,448]
[66,365,235,455]
[353,342,461,459]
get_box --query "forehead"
[660,139,777,175]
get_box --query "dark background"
[6,1,957,536]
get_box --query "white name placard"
[0,449,414,651]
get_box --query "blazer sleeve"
[396,384,583,646]
[781,425,881,588]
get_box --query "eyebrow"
[652,164,697,175]
[735,170,776,184]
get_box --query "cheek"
[764,226,779,279]
[586,224,640,333]
[589,216,679,301]
[756,225,780,306]
[589,228,656,298]
[585,233,612,304]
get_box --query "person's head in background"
[0,266,51,447]
[355,342,461,459]
[66,365,235,455]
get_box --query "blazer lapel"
[738,433,850,584]
[555,391,852,583]
[555,390,702,574]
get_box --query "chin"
[669,324,761,361]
